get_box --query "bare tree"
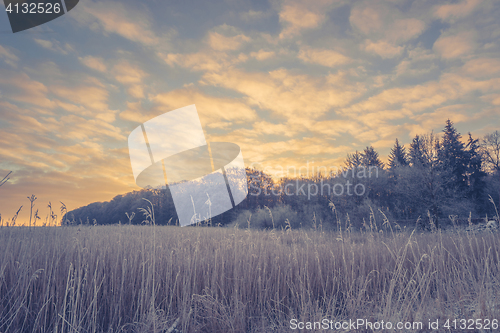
[481,131,500,173]
[482,131,500,210]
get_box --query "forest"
[65,120,500,230]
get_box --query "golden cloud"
[73,0,159,46]
[350,5,384,35]
[250,50,275,60]
[201,68,364,120]
[0,45,18,67]
[0,72,56,109]
[434,0,483,22]
[298,47,352,67]
[79,56,107,72]
[433,32,476,59]
[208,32,250,51]
[364,40,404,59]
[278,0,345,38]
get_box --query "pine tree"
[465,132,486,204]
[409,135,426,167]
[438,119,468,193]
[388,139,408,169]
[403,132,444,227]
[344,151,362,169]
[361,146,384,168]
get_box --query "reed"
[0,221,498,332]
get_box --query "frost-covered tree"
[388,139,408,169]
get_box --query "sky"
[0,0,499,225]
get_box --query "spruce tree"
[344,151,362,169]
[465,132,486,204]
[388,139,408,169]
[409,135,426,167]
[361,146,384,168]
[438,119,467,194]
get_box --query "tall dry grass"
[0,223,499,332]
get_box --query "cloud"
[364,40,404,58]
[208,126,353,168]
[201,68,364,122]
[0,134,135,222]
[278,0,345,38]
[462,58,500,78]
[34,39,53,49]
[34,39,74,55]
[0,98,124,182]
[387,18,426,43]
[311,119,364,138]
[395,59,437,77]
[394,47,438,77]
[120,87,258,132]
[350,4,425,57]
[149,87,258,125]
[56,114,124,141]
[491,97,500,106]
[298,47,351,67]
[279,4,323,38]
[285,137,354,156]
[0,132,60,170]
[433,31,476,59]
[127,85,145,99]
[481,94,500,106]
[50,84,110,114]
[162,25,279,72]
[434,0,483,22]
[239,9,270,21]
[343,72,500,120]
[350,4,384,35]
[3,0,500,223]
[161,25,250,72]
[252,121,295,137]
[117,101,145,123]
[160,47,250,73]
[357,109,413,128]
[0,45,18,67]
[161,51,227,72]
[79,56,107,72]
[208,32,250,51]
[406,46,437,62]
[73,0,159,46]
[0,72,55,109]
[111,61,148,99]
[250,49,275,60]
[112,61,147,84]
[407,104,473,137]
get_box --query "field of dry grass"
[0,223,499,332]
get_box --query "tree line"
[65,120,500,230]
